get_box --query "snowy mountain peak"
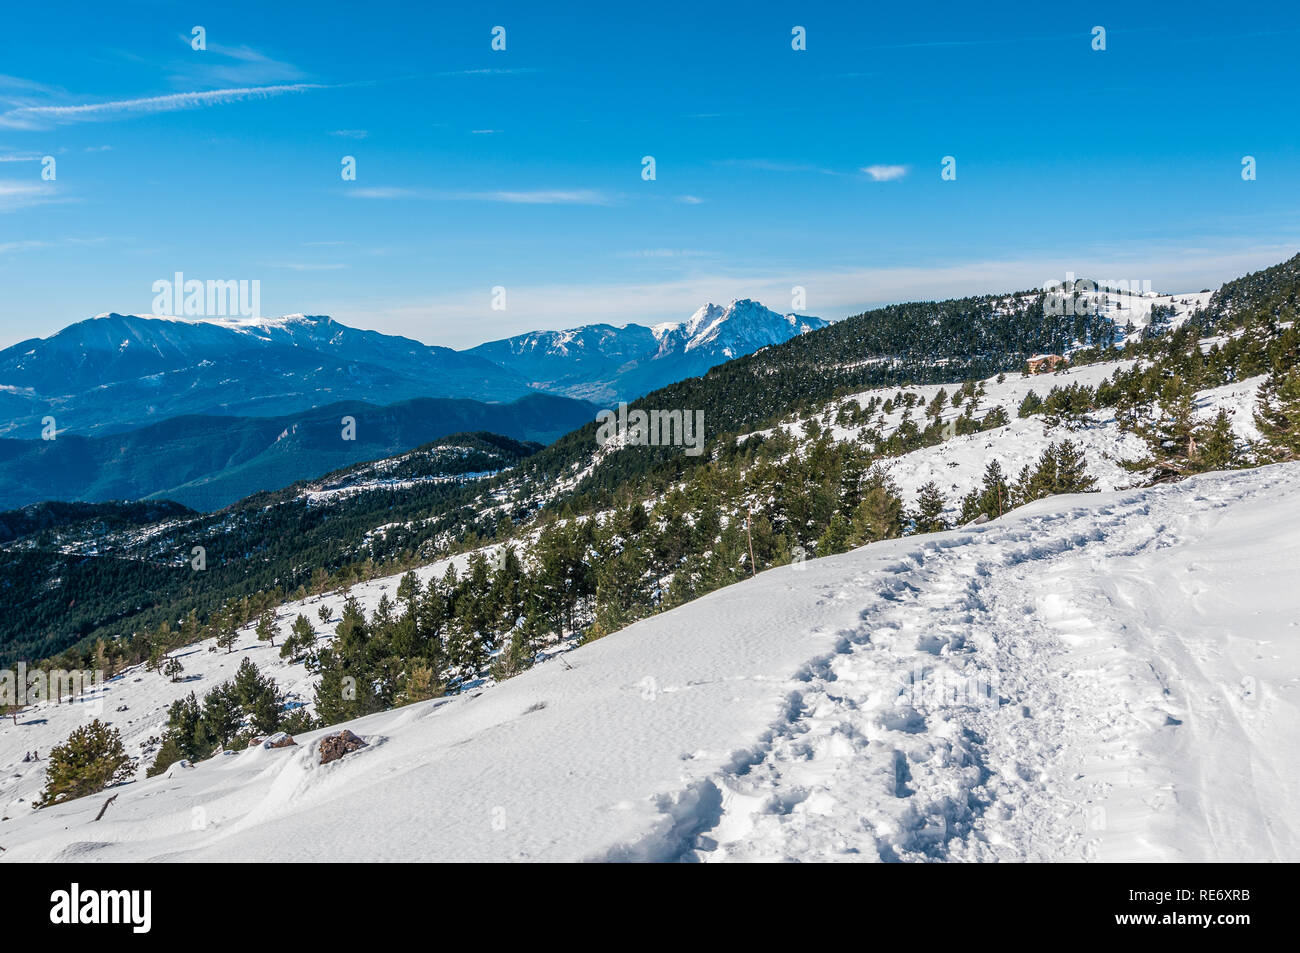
[675,298,828,357]
[468,299,829,402]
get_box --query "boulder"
[318,729,367,765]
[264,732,297,749]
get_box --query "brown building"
[1026,354,1069,375]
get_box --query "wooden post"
[746,509,757,578]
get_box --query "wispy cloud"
[330,129,369,139]
[348,187,613,205]
[0,239,50,254]
[0,180,60,212]
[862,164,909,182]
[0,73,60,107]
[169,39,307,87]
[0,235,104,252]
[676,194,705,204]
[0,83,328,130]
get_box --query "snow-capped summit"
[469,299,828,402]
[675,298,828,357]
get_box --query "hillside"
[3,463,1296,861]
[0,432,539,664]
[0,392,595,512]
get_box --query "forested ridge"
[7,254,1300,715]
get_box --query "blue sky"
[1,0,1298,349]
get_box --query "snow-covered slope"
[4,463,1296,862]
[746,358,1267,519]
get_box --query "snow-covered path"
[2,465,1297,862]
[695,468,1300,862]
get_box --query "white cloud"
[676,194,705,204]
[330,129,369,139]
[169,40,307,87]
[0,180,59,212]
[862,164,909,182]
[0,83,328,129]
[0,239,49,253]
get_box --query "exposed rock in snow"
[317,730,368,765]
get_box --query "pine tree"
[912,482,949,534]
[400,661,444,704]
[962,460,1011,522]
[851,478,905,543]
[1145,379,1201,477]
[215,614,239,654]
[1198,409,1241,470]
[816,513,853,555]
[148,693,204,776]
[280,614,317,660]
[199,683,243,750]
[926,388,948,422]
[37,720,134,807]
[233,658,283,736]
[982,405,1010,430]
[489,630,534,682]
[180,608,200,644]
[1254,367,1300,461]
[838,448,867,512]
[163,656,184,682]
[1011,463,1036,507]
[255,609,278,647]
[1053,439,1097,493]
[1018,390,1043,418]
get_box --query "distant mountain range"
[0,393,593,512]
[0,312,534,439]
[0,299,826,509]
[0,301,825,439]
[467,299,828,402]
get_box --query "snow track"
[685,471,1299,862]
